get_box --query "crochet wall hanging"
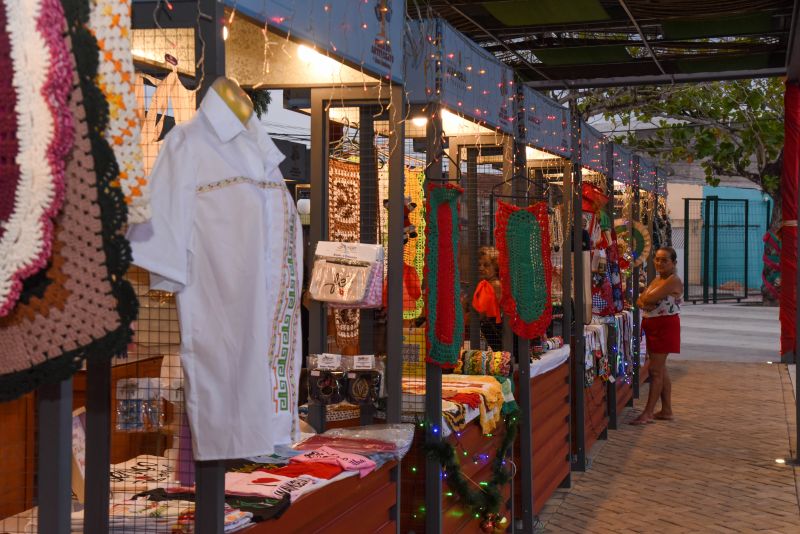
[495,201,553,339]
[328,158,361,243]
[0,0,136,401]
[403,168,425,319]
[614,219,652,269]
[0,0,74,317]
[425,184,464,368]
[88,0,146,223]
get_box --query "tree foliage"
[565,79,785,196]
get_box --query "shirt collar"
[200,88,253,143]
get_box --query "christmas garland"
[424,410,518,529]
[425,183,464,368]
[495,201,552,339]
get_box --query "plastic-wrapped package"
[308,242,384,308]
[294,424,415,459]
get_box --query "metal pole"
[38,379,73,534]
[605,143,618,429]
[308,88,330,433]
[466,146,481,349]
[631,157,641,399]
[684,198,690,303]
[744,199,749,300]
[560,160,573,487]
[85,359,111,534]
[713,197,719,304]
[385,85,406,424]
[195,2,226,529]
[425,105,444,534]
[512,131,534,533]
[703,197,711,304]
[359,106,378,426]
[569,101,586,471]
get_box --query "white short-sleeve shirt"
[128,89,303,460]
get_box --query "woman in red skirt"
[630,247,683,425]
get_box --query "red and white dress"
[642,295,681,354]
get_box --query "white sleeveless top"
[643,294,682,318]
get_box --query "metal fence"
[677,197,768,303]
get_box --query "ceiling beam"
[618,0,669,78]
[441,0,555,83]
[525,67,786,90]
[787,0,800,81]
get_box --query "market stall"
[512,85,573,520]
[0,1,414,532]
[399,18,522,533]
[571,121,612,464]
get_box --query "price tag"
[608,375,616,384]
[353,354,375,370]
[317,353,342,370]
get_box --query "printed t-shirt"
[290,446,376,478]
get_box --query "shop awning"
[412,0,797,88]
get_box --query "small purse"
[309,260,371,305]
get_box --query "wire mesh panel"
[683,198,751,303]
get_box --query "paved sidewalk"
[677,303,779,363]
[539,361,799,533]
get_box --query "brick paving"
[538,361,800,533]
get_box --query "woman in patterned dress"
[630,247,683,425]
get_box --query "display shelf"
[582,379,609,456]
[246,461,398,533]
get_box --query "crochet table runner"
[0,0,136,401]
[0,0,74,317]
[425,184,464,368]
[495,201,553,340]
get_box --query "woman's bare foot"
[629,413,654,425]
[654,411,674,421]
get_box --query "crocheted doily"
[0,0,74,317]
[88,0,146,223]
[425,183,464,368]
[0,0,136,401]
[329,159,361,243]
[495,201,553,340]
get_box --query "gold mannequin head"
[210,76,254,125]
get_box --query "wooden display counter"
[580,378,608,456]
[607,379,633,428]
[513,355,571,516]
[247,461,398,533]
[401,419,512,533]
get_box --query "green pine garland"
[423,410,519,522]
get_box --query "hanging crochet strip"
[425,184,464,368]
[495,201,553,340]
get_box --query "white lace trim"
[0,0,57,314]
